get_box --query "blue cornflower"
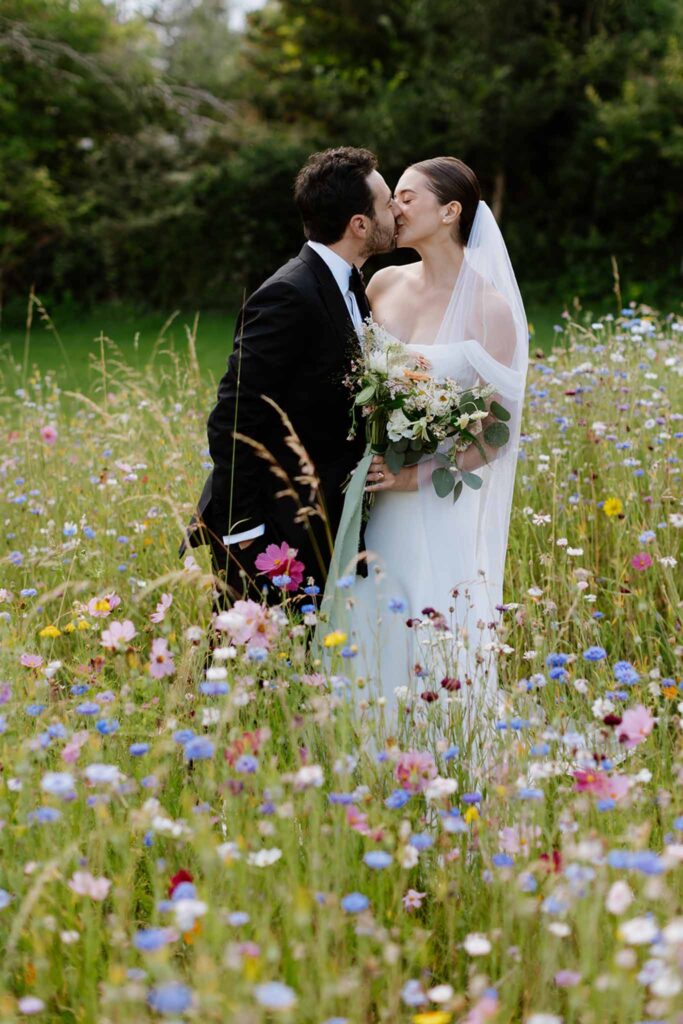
[199,680,230,695]
[336,575,355,589]
[363,851,393,870]
[597,798,615,812]
[492,853,514,867]
[26,704,45,717]
[518,787,544,801]
[183,736,214,761]
[341,892,369,913]
[340,646,357,659]
[235,755,258,773]
[272,574,291,588]
[147,981,192,1015]
[614,661,639,685]
[96,719,119,736]
[328,792,356,805]
[303,585,320,596]
[171,881,196,902]
[76,701,100,715]
[173,729,195,745]
[300,603,316,613]
[388,597,406,612]
[29,807,62,824]
[134,927,173,952]
[63,523,78,537]
[462,792,482,804]
[639,530,656,543]
[83,526,96,540]
[247,647,267,662]
[0,890,11,910]
[409,833,433,851]
[129,743,149,757]
[545,653,569,668]
[583,646,607,661]
[9,552,23,566]
[384,790,411,810]
[20,588,37,598]
[443,744,460,760]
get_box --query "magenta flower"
[101,620,137,651]
[150,593,173,624]
[394,749,437,793]
[40,424,57,446]
[88,592,122,618]
[254,542,305,592]
[20,653,44,669]
[631,551,653,571]
[618,703,655,748]
[149,637,175,679]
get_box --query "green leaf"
[490,400,511,422]
[483,422,510,447]
[409,437,423,450]
[432,467,455,497]
[385,447,405,474]
[393,437,409,452]
[355,384,375,405]
[452,479,463,503]
[403,448,423,467]
[461,429,489,463]
[461,470,483,490]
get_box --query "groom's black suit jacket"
[182,243,367,585]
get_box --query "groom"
[181,146,398,602]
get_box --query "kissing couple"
[183,145,528,723]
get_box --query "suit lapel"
[298,244,359,351]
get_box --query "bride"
[329,157,528,747]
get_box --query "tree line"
[1,0,682,313]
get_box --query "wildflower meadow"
[0,305,681,1023]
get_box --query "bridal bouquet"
[346,318,511,503]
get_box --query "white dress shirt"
[223,241,362,546]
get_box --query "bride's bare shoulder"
[366,264,415,302]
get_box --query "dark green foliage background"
[1,0,682,314]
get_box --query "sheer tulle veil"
[416,199,528,633]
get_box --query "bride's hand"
[365,455,418,493]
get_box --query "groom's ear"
[346,213,370,240]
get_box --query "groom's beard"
[363,218,397,259]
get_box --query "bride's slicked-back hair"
[410,156,481,245]
[294,146,378,244]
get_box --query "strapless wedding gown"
[347,341,504,745]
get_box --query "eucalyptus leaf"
[393,437,409,452]
[409,437,423,451]
[483,421,510,447]
[385,447,405,474]
[461,470,483,490]
[432,467,455,497]
[490,400,511,422]
[452,479,463,503]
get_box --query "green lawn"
[0,299,612,391]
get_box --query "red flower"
[168,869,193,897]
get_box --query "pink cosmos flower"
[554,970,581,988]
[40,425,57,446]
[402,888,427,911]
[631,551,653,571]
[149,637,175,679]
[254,541,305,591]
[395,749,437,794]
[87,592,121,618]
[68,870,111,900]
[150,593,173,624]
[462,990,500,1024]
[215,599,279,650]
[20,653,44,669]
[62,731,89,764]
[573,769,630,800]
[101,620,137,651]
[618,703,655,748]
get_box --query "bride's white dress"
[348,339,502,739]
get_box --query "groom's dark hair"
[294,147,378,244]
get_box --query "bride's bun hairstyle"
[409,157,480,245]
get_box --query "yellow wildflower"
[413,1014,453,1024]
[662,685,678,700]
[77,619,91,631]
[63,622,76,634]
[464,806,480,825]
[323,630,347,648]
[39,625,61,639]
[603,497,623,517]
